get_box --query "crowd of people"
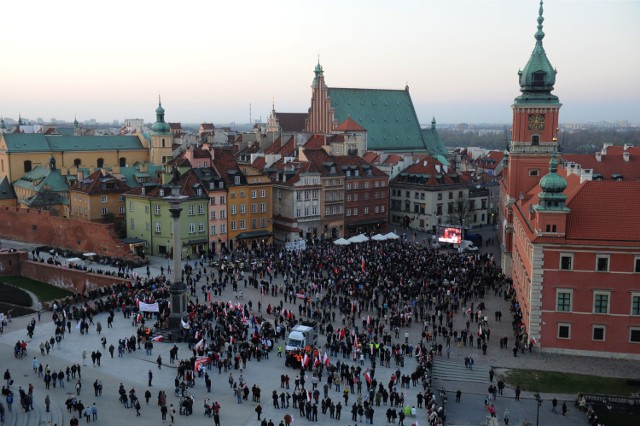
[1,231,527,425]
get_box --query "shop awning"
[187,238,209,245]
[235,230,272,240]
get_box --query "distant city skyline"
[1,0,638,125]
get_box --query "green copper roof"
[13,165,69,193]
[2,134,144,153]
[0,176,16,200]
[421,118,448,159]
[327,87,428,153]
[151,98,170,134]
[515,0,559,104]
[538,148,568,210]
[117,164,164,187]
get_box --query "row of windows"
[295,207,319,218]
[559,254,640,273]
[23,158,129,173]
[345,180,386,190]
[229,203,268,215]
[345,205,385,217]
[150,222,206,234]
[296,190,320,201]
[557,323,640,343]
[229,218,267,231]
[210,224,227,235]
[209,210,227,219]
[324,205,344,216]
[209,196,227,205]
[556,290,640,315]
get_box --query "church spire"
[151,96,170,134]
[515,0,558,104]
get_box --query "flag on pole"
[302,354,309,367]
[364,371,371,385]
[323,352,330,367]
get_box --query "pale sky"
[1,0,638,125]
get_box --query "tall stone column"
[165,187,188,330]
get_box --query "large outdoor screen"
[438,226,462,244]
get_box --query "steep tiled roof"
[565,181,640,242]
[0,176,16,200]
[382,154,403,166]
[275,113,307,132]
[169,123,182,130]
[477,151,504,169]
[421,126,448,158]
[362,151,379,164]
[327,87,426,152]
[2,134,144,153]
[252,156,266,171]
[212,147,244,186]
[13,165,69,192]
[303,134,328,150]
[562,145,640,180]
[131,169,207,199]
[335,117,366,132]
[392,157,469,187]
[71,170,131,194]
[264,136,284,155]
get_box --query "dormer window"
[159,189,164,197]
[234,176,241,185]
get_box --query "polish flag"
[361,257,365,272]
[302,354,309,367]
[229,336,234,344]
[323,352,330,367]
[364,371,371,385]
[367,316,371,326]
[307,390,312,402]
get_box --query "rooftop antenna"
[249,103,252,124]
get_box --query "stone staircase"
[431,359,491,384]
[3,393,65,426]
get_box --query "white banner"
[285,240,306,251]
[138,302,160,313]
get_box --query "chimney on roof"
[623,151,630,162]
[580,168,593,184]
[595,151,602,162]
[623,143,633,151]
[602,143,612,155]
[101,168,107,176]
[141,187,145,196]
[423,160,427,167]
[77,170,84,181]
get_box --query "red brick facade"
[0,207,132,258]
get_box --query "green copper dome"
[538,148,568,209]
[312,60,324,88]
[515,1,559,104]
[151,97,170,134]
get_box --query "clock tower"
[501,0,561,273]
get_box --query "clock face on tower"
[528,114,545,131]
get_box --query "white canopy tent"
[333,238,351,246]
[384,232,400,240]
[371,233,387,241]
[348,234,369,243]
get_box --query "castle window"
[74,158,81,167]
[529,169,539,177]
[24,160,32,173]
[119,157,126,167]
[97,158,104,168]
[557,323,571,339]
[162,139,166,148]
[531,135,540,145]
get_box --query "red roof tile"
[562,146,640,180]
[362,152,379,164]
[335,117,366,132]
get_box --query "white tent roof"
[371,233,387,241]
[348,234,369,243]
[384,232,400,240]
[333,238,351,246]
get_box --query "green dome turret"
[151,96,170,134]
[312,59,324,88]
[538,147,567,209]
[515,1,559,104]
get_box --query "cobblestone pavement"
[0,236,637,426]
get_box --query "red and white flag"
[364,371,371,385]
[302,354,309,367]
[323,352,330,367]
[361,257,365,272]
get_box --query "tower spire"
[535,0,545,43]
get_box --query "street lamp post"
[534,393,543,426]
[439,387,447,425]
